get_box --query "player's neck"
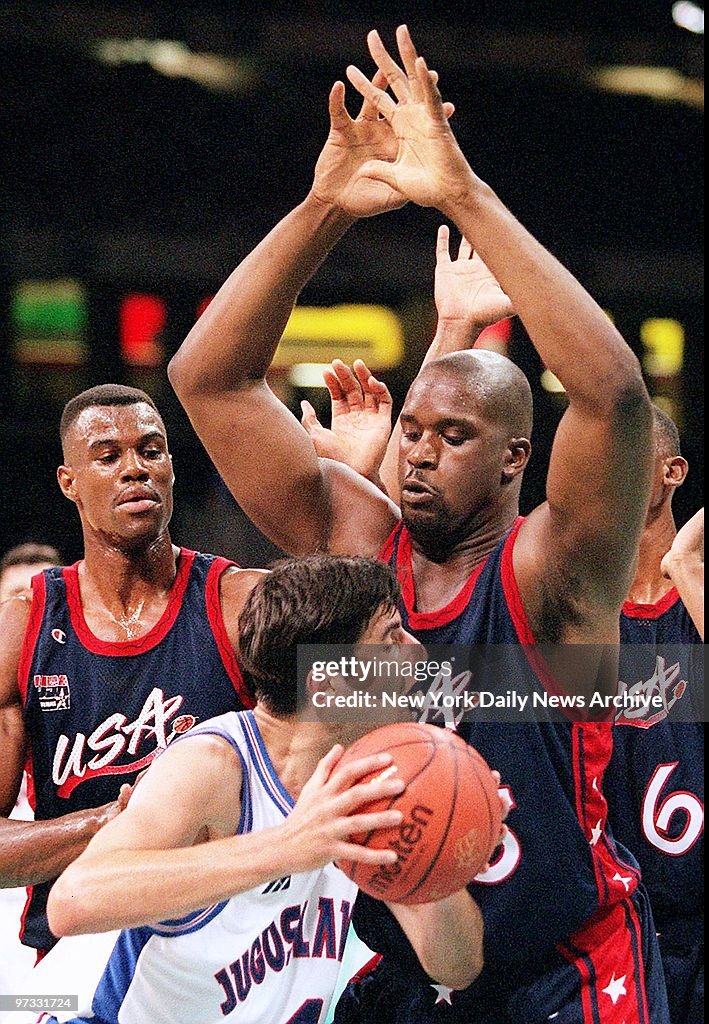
[254,708,351,802]
[408,508,517,613]
[78,534,179,640]
[626,508,677,606]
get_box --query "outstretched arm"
[348,26,653,638]
[168,75,413,558]
[662,508,704,639]
[48,739,406,936]
[0,597,128,887]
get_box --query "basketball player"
[168,25,665,1022]
[604,409,704,1024]
[46,556,490,1024]
[0,544,64,993]
[0,544,63,603]
[0,384,263,960]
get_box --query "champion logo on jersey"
[262,875,291,895]
[51,628,67,644]
[34,674,71,711]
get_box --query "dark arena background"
[1,0,703,564]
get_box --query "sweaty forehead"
[65,403,166,454]
[403,368,489,421]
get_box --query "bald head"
[410,350,533,438]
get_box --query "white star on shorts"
[602,973,627,1005]
[431,983,455,1006]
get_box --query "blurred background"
[1,0,703,565]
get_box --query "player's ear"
[663,455,688,489]
[502,437,531,481]
[57,465,78,504]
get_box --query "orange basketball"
[335,722,502,904]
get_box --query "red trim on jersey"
[18,573,47,706]
[18,756,37,945]
[205,558,254,709]
[499,518,581,709]
[379,522,489,631]
[62,548,195,656]
[561,898,651,1024]
[377,526,398,567]
[349,953,382,984]
[622,587,680,619]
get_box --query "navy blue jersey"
[19,548,254,953]
[607,590,703,930]
[352,519,656,1019]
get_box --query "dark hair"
[60,384,161,450]
[238,555,401,716]
[652,404,681,459]
[0,542,63,576]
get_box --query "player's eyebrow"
[87,430,165,451]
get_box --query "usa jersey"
[606,591,703,928]
[53,710,358,1024]
[19,549,253,953]
[351,517,659,1020]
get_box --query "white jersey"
[57,711,358,1024]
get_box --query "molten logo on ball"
[365,804,433,896]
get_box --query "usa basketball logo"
[34,674,71,711]
[168,714,197,741]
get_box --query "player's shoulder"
[219,566,270,609]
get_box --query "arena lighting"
[672,1,705,34]
[92,39,254,93]
[11,279,88,365]
[590,65,704,109]
[540,369,566,393]
[288,363,333,388]
[272,304,404,370]
[640,318,684,377]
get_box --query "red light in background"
[196,296,215,321]
[120,294,167,366]
[475,317,512,354]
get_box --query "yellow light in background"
[273,304,404,370]
[652,395,681,425]
[540,369,566,393]
[640,318,684,377]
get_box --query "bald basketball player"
[169,25,665,1024]
[0,384,262,958]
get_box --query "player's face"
[398,369,509,546]
[58,403,174,550]
[0,561,57,602]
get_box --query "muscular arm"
[388,890,484,989]
[168,83,402,557]
[48,739,407,937]
[349,27,653,638]
[662,508,704,639]
[0,596,124,887]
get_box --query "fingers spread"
[367,30,411,102]
[346,64,397,121]
[328,81,352,131]
[436,224,452,262]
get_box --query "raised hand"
[310,70,407,219]
[301,359,393,482]
[435,225,514,332]
[346,26,474,214]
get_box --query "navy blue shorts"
[334,889,670,1024]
